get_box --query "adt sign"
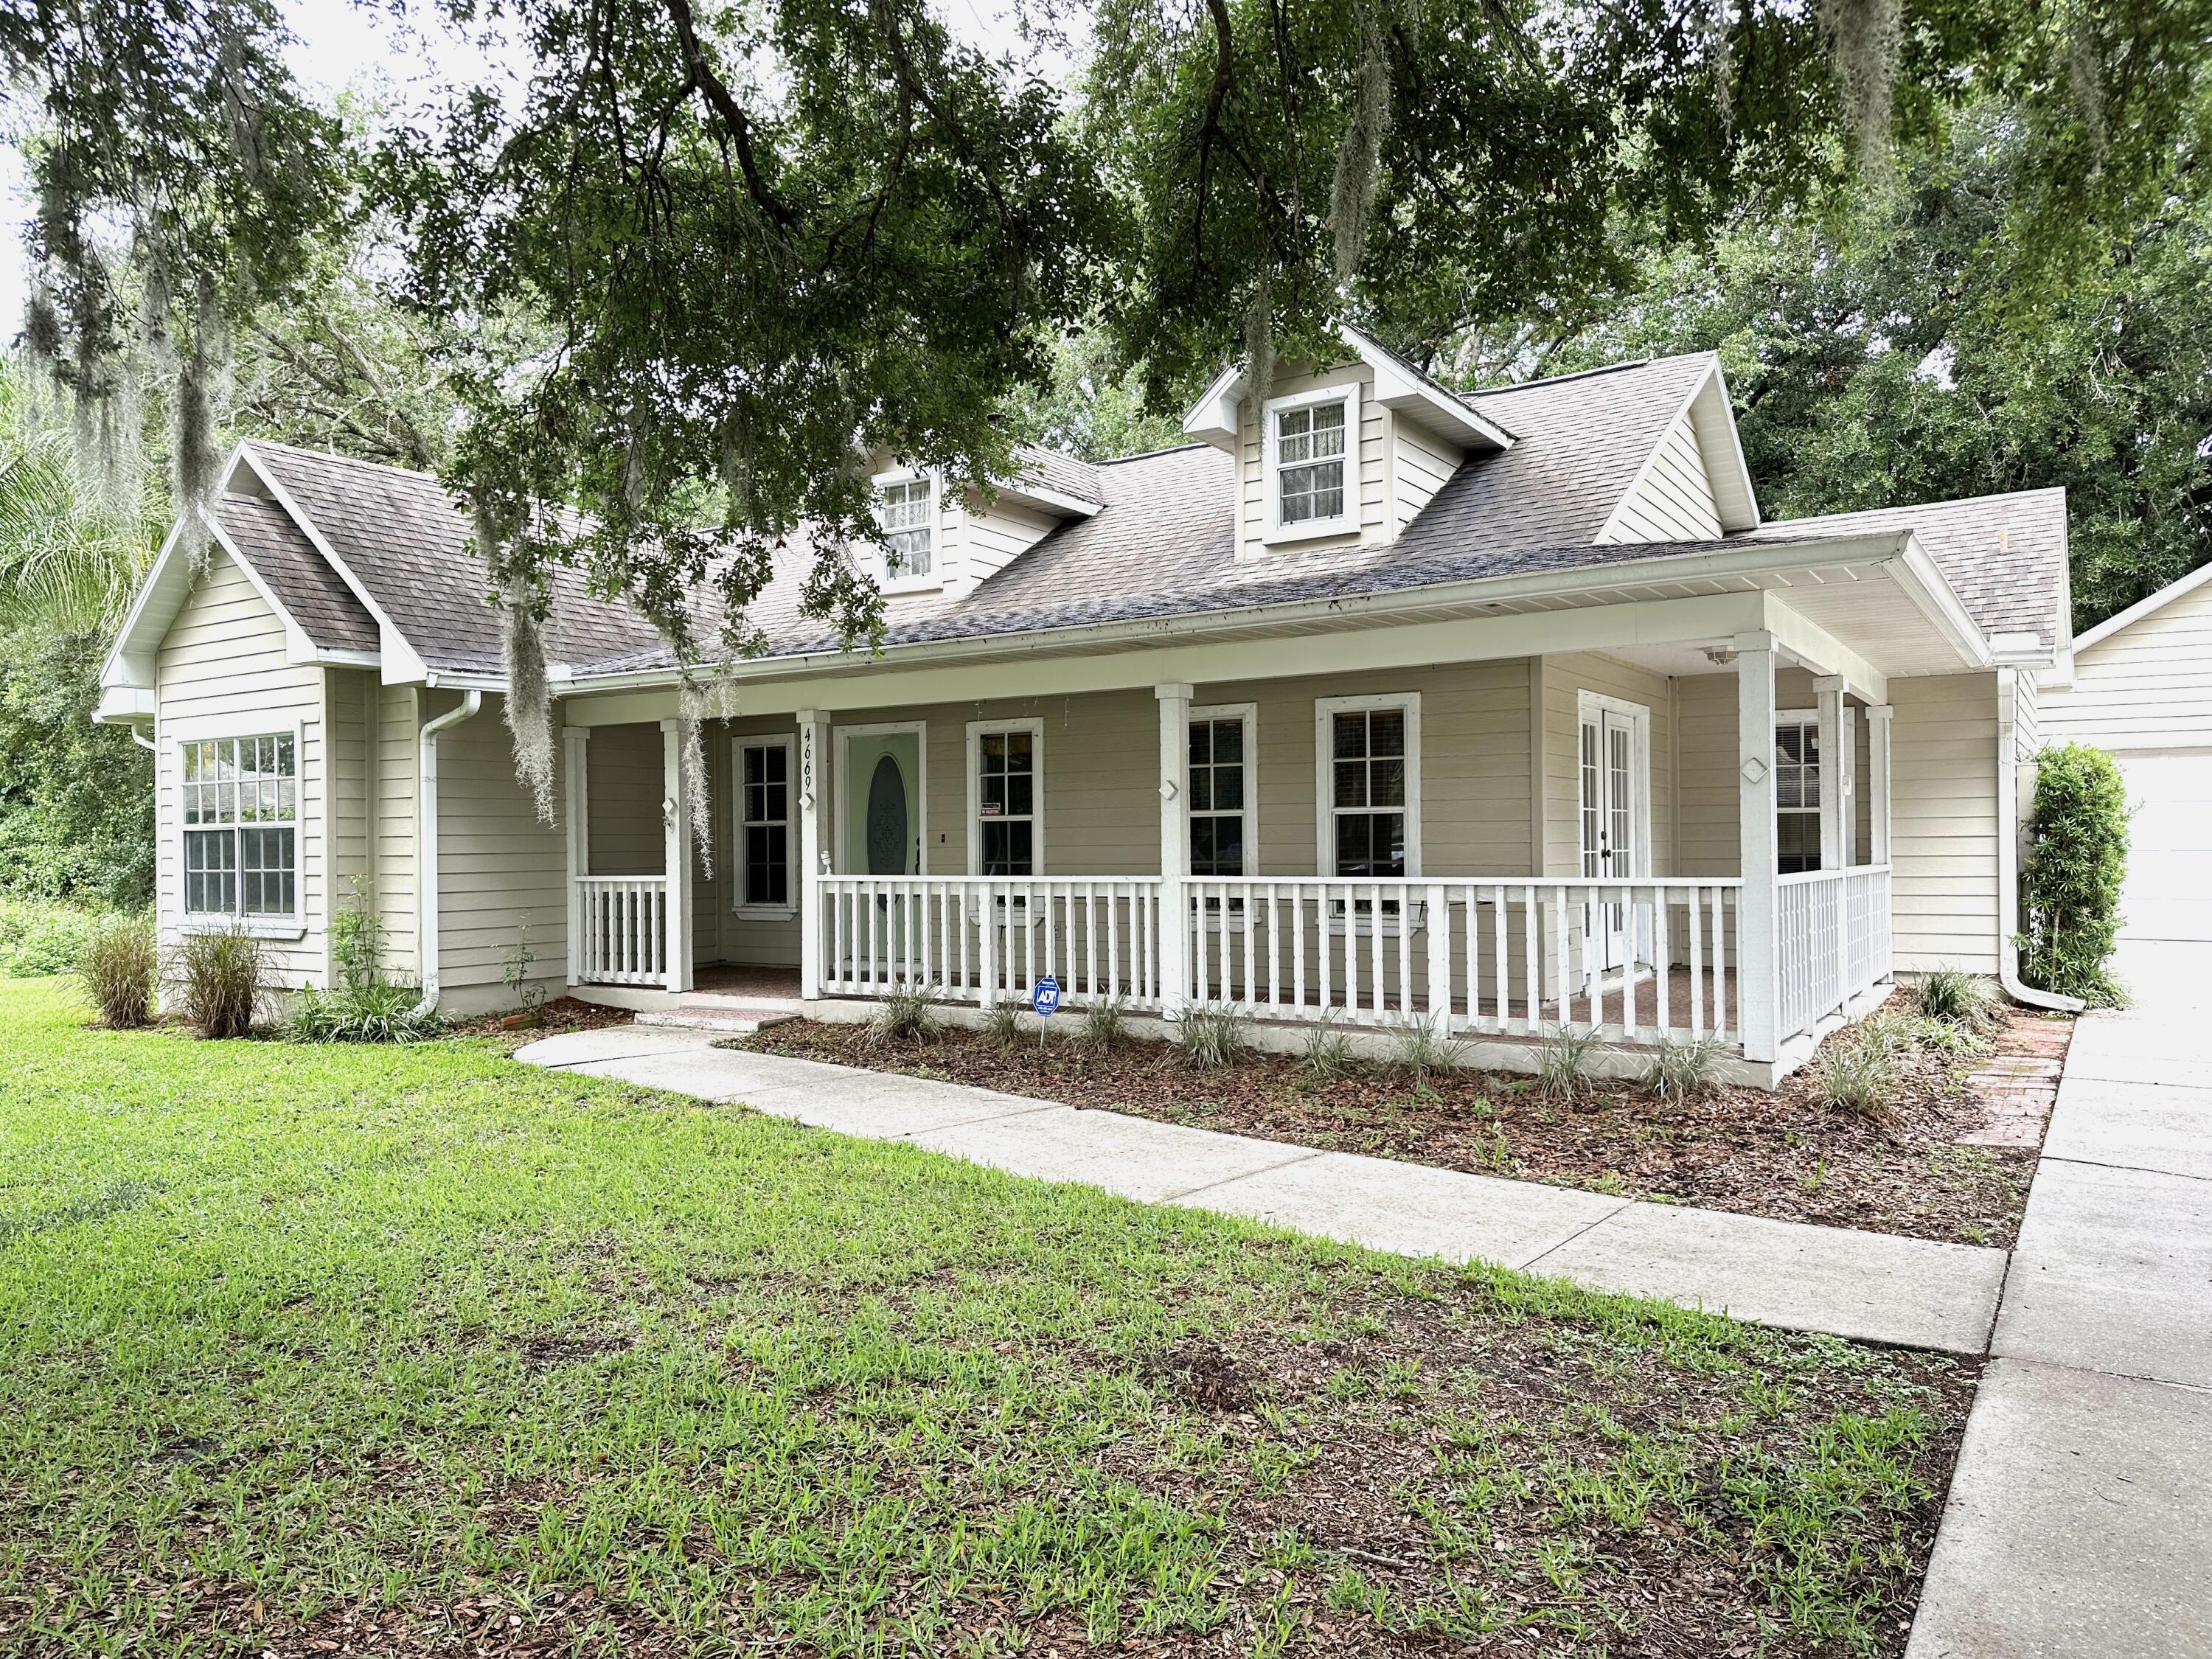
[1031,974,1061,1018]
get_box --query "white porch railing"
[577,875,671,986]
[1776,864,1892,1042]
[820,877,1165,1009]
[817,874,1742,1046]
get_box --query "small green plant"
[1641,1033,1728,1102]
[981,1001,1023,1051]
[167,927,265,1039]
[1384,1014,1465,1088]
[868,981,942,1047]
[501,914,548,1025]
[2021,741,2130,1005]
[1176,1002,1250,1070]
[78,915,155,1029]
[1074,995,1130,1060]
[1535,1023,1604,1104]
[1915,967,1998,1032]
[285,882,439,1043]
[1810,1028,1896,1120]
[1300,1009,1356,1081]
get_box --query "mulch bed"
[451,995,633,1048]
[745,1001,2067,1248]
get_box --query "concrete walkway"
[1908,990,2212,1658]
[515,1025,2007,1354]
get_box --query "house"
[2039,563,2212,993]
[95,335,2076,1085]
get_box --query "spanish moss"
[1825,0,1902,167]
[1331,0,1394,282]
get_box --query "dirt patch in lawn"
[744,1001,2062,1248]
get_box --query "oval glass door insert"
[866,754,909,874]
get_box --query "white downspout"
[1994,665,2084,1013]
[411,690,483,1018]
[130,726,156,753]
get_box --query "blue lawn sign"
[1031,975,1062,1018]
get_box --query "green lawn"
[0,979,1970,1657]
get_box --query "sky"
[0,0,1083,347]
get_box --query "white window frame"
[1573,690,1653,880]
[1187,702,1257,880]
[173,717,307,937]
[832,720,930,877]
[871,466,943,594]
[731,734,796,918]
[1262,381,1360,545]
[1774,709,1823,874]
[1314,692,1421,881]
[965,717,1044,877]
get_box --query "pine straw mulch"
[743,1001,2064,1249]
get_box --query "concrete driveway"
[1909,974,2212,1658]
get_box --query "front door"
[1579,706,1642,970]
[843,731,922,969]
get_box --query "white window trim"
[1574,689,1653,879]
[833,720,930,877]
[1773,707,1823,871]
[1188,702,1257,879]
[731,733,797,918]
[1313,692,1420,880]
[1262,381,1360,546]
[870,465,945,594]
[965,717,1044,877]
[175,720,307,933]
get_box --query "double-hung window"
[1189,709,1253,877]
[1315,694,1420,925]
[181,733,297,921]
[736,737,793,911]
[970,722,1040,876]
[873,472,936,588]
[1265,386,1357,542]
[1774,714,1822,874]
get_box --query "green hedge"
[2020,742,2129,1005]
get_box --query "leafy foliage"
[2021,742,2130,1005]
[287,886,439,1043]
[0,631,154,909]
[866,983,944,1048]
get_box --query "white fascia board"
[1180,363,1245,451]
[100,505,201,690]
[1891,534,1997,669]
[1593,358,1759,544]
[1363,347,1513,453]
[1759,598,1890,706]
[990,481,1102,519]
[563,530,1928,696]
[93,684,156,723]
[234,445,428,685]
[2073,557,2212,654]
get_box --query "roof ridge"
[245,437,445,486]
[1757,486,2068,525]
[1463,357,1655,396]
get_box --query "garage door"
[2113,751,2212,944]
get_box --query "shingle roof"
[1744,489,2068,645]
[211,491,380,653]
[1012,443,1102,504]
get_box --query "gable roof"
[213,493,381,655]
[1745,488,2069,648]
[2071,558,2212,655]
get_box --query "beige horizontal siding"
[431,692,567,997]
[585,721,665,876]
[153,547,329,987]
[1891,672,2000,971]
[1599,412,1722,543]
[2043,577,2212,752]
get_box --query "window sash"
[739,742,792,908]
[877,479,933,577]
[1775,717,1823,873]
[181,733,297,917]
[1189,715,1248,877]
[1274,400,1349,526]
[975,728,1036,876]
[1327,707,1409,878]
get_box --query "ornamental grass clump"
[981,1002,1023,1052]
[78,915,155,1029]
[167,928,264,1040]
[1811,1026,1898,1121]
[866,982,942,1048]
[1074,996,1130,1060]
[1915,967,2000,1034]
[1301,1009,1357,1081]
[2021,742,2130,1006]
[1385,1015,1466,1088]
[1535,1023,1606,1104]
[1642,1033,1728,1103]
[1176,1003,1250,1071]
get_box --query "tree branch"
[661,0,796,230]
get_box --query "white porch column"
[1736,632,1780,1063]
[1813,675,1847,872]
[1157,681,1193,1018]
[796,709,830,1001]
[563,726,591,986]
[1868,704,1893,866]
[660,717,694,994]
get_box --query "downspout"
[411,690,483,1018]
[129,726,156,753]
[1994,665,2084,1013]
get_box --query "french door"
[1578,705,1644,972]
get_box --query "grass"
[0,979,1969,1655]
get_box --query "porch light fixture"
[1704,646,1739,667]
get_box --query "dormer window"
[1264,384,1357,543]
[872,469,939,591]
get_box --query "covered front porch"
[552,560,1957,1085]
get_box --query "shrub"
[981,1001,1023,1051]
[1301,1010,1356,1081]
[1176,1002,1250,1070]
[1810,1028,1896,1120]
[1074,996,1130,1059]
[1384,1015,1466,1087]
[1916,967,1999,1032]
[868,981,942,1048]
[286,979,441,1044]
[2021,742,2129,1005]
[1535,1023,1605,1104]
[78,915,155,1028]
[167,928,264,1039]
[1642,1034,1728,1102]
